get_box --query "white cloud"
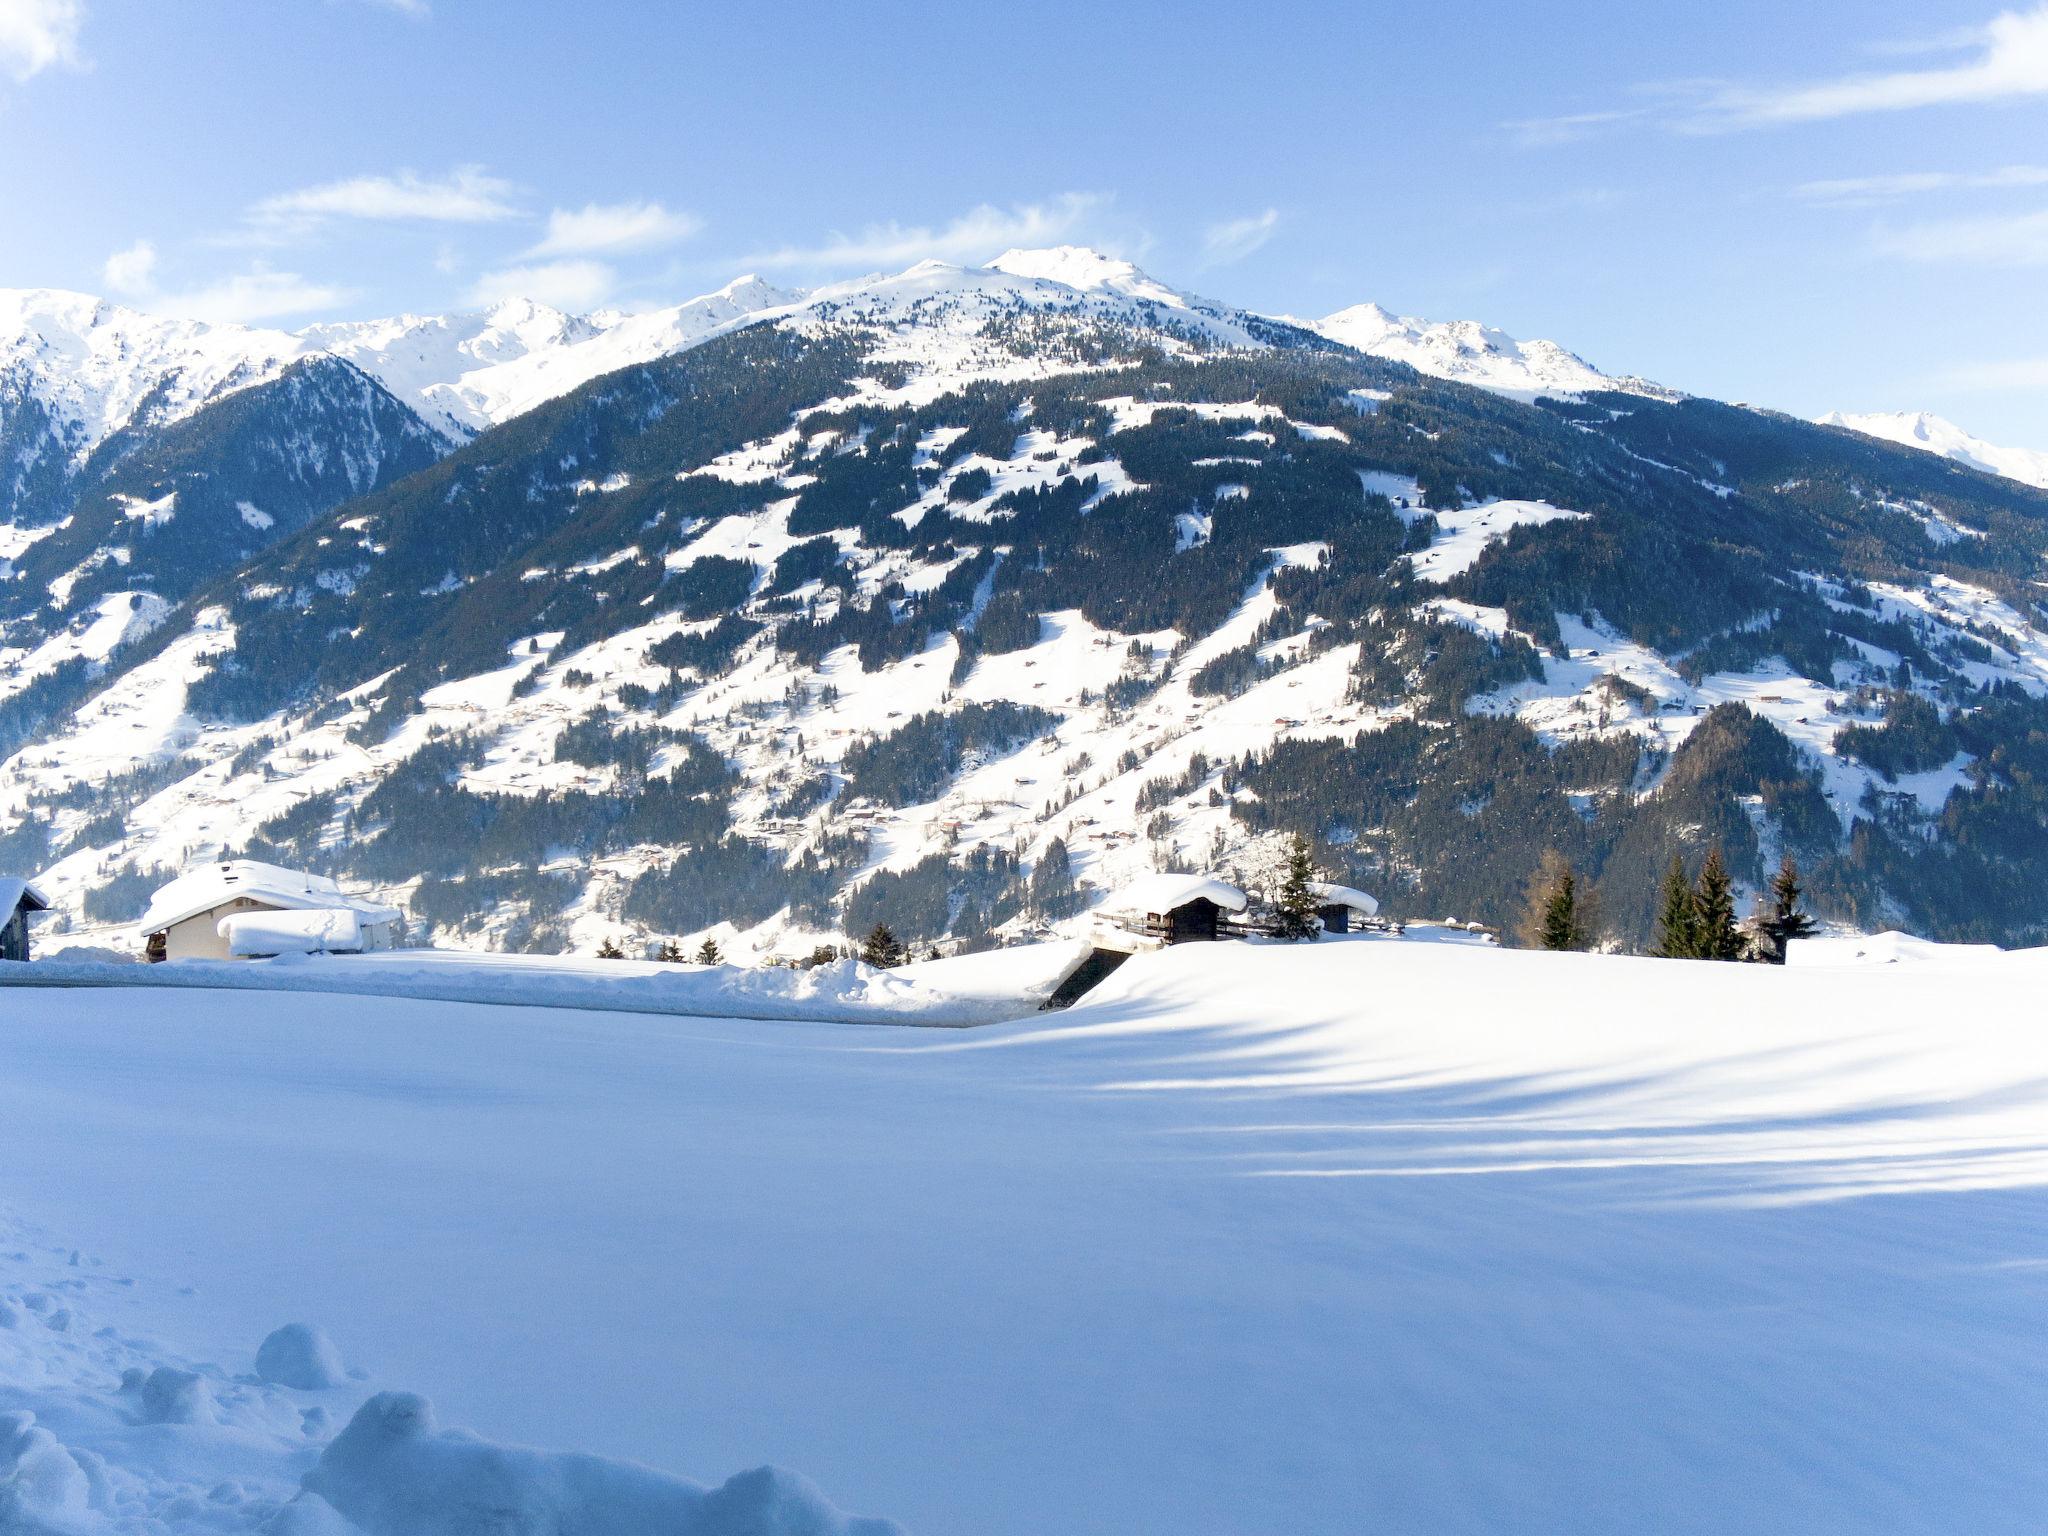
[1200,208,1278,267]
[1796,165,2048,205]
[1502,107,1650,148]
[1875,206,2048,264]
[466,258,616,311]
[101,238,156,296]
[746,192,1114,271]
[526,200,702,258]
[0,0,83,80]
[161,269,354,324]
[1702,5,2048,126]
[1512,5,2048,142]
[250,166,520,232]
[1935,355,2048,390]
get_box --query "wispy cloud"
[1934,355,2048,390]
[101,238,156,296]
[466,258,616,311]
[1503,107,1650,149]
[1795,164,2048,205]
[1511,4,2048,142]
[1875,206,2048,264]
[526,200,702,258]
[98,233,351,321]
[248,166,520,237]
[1702,5,2048,127]
[1200,208,1278,267]
[0,0,83,80]
[745,193,1115,272]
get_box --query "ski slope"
[3,941,2047,1533]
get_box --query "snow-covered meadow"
[5,938,2047,1533]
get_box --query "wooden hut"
[1,877,49,962]
[1100,873,1249,945]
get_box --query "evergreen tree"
[694,936,723,965]
[1028,835,1080,919]
[1270,834,1321,941]
[657,939,685,963]
[1692,847,1745,961]
[595,937,627,960]
[859,922,906,969]
[1748,854,1818,965]
[1652,855,1698,959]
[1517,850,1596,951]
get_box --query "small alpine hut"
[1309,881,1379,935]
[1102,872,1248,945]
[140,860,403,963]
[1,876,49,962]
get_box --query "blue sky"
[3,0,2047,445]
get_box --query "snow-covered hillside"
[3,940,2047,1533]
[1817,409,2048,492]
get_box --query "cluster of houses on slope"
[1,860,401,965]
[2,857,1384,969]
[1096,871,1386,945]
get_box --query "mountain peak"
[985,246,1185,308]
[1818,409,2048,491]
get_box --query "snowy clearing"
[3,940,2046,1533]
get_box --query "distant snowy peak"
[311,276,804,438]
[1816,410,2048,492]
[1311,301,1671,403]
[0,287,304,459]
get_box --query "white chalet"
[140,860,402,962]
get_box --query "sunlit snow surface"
[4,939,2048,1533]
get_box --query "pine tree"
[1517,850,1597,951]
[595,937,626,960]
[694,936,723,965]
[1749,854,1818,965]
[657,939,685,963]
[1270,834,1321,941]
[1652,855,1698,959]
[859,923,906,969]
[1692,847,1744,961]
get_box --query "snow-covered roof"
[220,908,365,957]
[1309,881,1379,916]
[0,876,50,915]
[1100,873,1248,918]
[140,860,398,934]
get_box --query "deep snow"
[4,939,2048,1533]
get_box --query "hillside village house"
[2,876,48,962]
[140,861,402,962]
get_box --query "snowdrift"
[1,944,1089,1027]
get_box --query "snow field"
[5,940,2048,1532]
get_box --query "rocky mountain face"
[6,250,2048,960]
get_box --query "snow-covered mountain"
[1310,301,1672,402]
[10,245,2048,966]
[1816,409,2048,492]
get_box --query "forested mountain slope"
[7,250,2048,956]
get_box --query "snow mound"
[0,1411,92,1529]
[257,1323,348,1390]
[300,1392,903,1536]
[134,1365,215,1425]
[11,949,1045,1027]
